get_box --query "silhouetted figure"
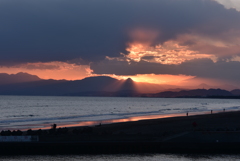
[186,112,188,116]
[49,124,57,135]
[223,108,225,112]
[52,124,57,130]
[211,110,213,114]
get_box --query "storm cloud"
[1,0,240,66]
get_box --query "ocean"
[0,95,240,130]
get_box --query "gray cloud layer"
[1,0,240,65]
[91,58,240,82]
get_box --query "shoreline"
[9,109,230,132]
[1,110,240,154]
[25,110,232,131]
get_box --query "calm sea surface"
[1,95,240,130]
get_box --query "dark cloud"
[91,58,240,82]
[19,64,61,70]
[1,0,240,66]
[66,58,90,66]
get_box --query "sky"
[0,0,240,87]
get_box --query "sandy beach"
[33,110,240,143]
[1,110,240,154]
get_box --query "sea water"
[0,95,240,130]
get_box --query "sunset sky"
[0,0,240,87]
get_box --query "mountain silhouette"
[0,72,41,85]
[120,78,135,90]
[231,89,240,96]
[0,76,136,96]
[112,78,140,97]
[0,72,240,97]
[148,89,233,98]
[196,83,238,91]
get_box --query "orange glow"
[0,61,196,87]
[111,74,194,93]
[0,61,90,80]
[124,74,194,85]
[90,74,239,92]
[125,40,216,65]
[90,74,195,93]
[0,62,232,89]
[116,28,215,65]
[90,73,194,85]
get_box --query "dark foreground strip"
[0,142,239,155]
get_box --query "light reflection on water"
[1,96,240,130]
[1,154,240,161]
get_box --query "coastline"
[1,96,239,132]
[20,109,229,131]
[66,110,240,137]
[20,110,240,143]
[1,110,240,154]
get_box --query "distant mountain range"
[0,73,137,96]
[0,72,240,98]
[143,89,237,98]
[0,72,41,85]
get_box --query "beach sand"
[36,110,240,143]
[2,111,240,155]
